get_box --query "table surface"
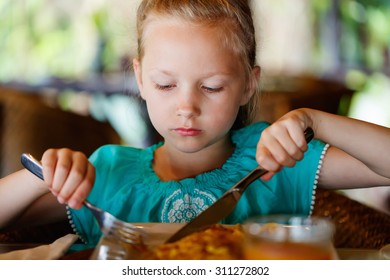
[0,243,385,260]
[336,248,383,260]
[0,243,42,254]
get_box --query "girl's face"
[134,17,254,154]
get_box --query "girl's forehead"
[140,19,244,76]
[139,14,246,74]
[143,15,227,36]
[143,19,235,55]
[142,15,238,54]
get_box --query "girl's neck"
[152,138,235,182]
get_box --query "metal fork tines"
[83,200,145,245]
[21,153,145,246]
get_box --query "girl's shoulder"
[231,121,270,148]
[217,121,270,176]
[90,144,147,158]
[88,143,159,170]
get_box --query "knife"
[165,127,314,243]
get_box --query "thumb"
[261,171,275,181]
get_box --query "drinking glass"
[243,215,337,260]
[379,244,390,260]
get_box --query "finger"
[279,129,306,162]
[68,164,95,209]
[56,152,89,205]
[261,131,297,168]
[288,127,309,154]
[256,143,283,172]
[41,149,58,187]
[260,171,275,181]
[50,149,73,197]
[272,127,303,164]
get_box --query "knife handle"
[231,127,314,196]
[304,127,314,143]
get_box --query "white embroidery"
[66,206,87,244]
[161,189,217,223]
[310,144,330,215]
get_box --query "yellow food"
[151,224,244,260]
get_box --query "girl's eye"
[202,86,223,93]
[155,84,175,91]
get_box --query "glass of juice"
[243,215,337,260]
[379,244,390,260]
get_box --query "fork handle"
[21,153,44,180]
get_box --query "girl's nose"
[176,91,200,119]
[176,106,200,118]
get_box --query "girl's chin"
[174,145,205,154]
[166,141,208,154]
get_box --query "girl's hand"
[256,109,313,180]
[41,148,95,209]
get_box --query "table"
[0,243,42,254]
[336,248,383,260]
[1,243,385,260]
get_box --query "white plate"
[134,223,185,246]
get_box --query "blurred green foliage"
[311,0,390,126]
[0,0,388,143]
[312,0,390,75]
[0,0,389,85]
[0,0,134,84]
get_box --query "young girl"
[1,0,390,249]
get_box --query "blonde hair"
[136,0,260,127]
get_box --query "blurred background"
[0,0,389,213]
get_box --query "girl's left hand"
[256,109,313,180]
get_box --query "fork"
[21,153,145,246]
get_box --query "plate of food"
[90,223,244,260]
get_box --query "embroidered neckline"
[140,131,251,189]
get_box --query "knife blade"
[165,127,314,243]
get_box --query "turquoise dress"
[67,122,327,247]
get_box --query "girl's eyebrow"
[149,69,175,76]
[149,68,236,79]
[202,72,234,78]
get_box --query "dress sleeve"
[224,122,330,222]
[280,140,329,215]
[66,145,130,247]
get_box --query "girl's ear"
[240,66,261,105]
[133,58,145,99]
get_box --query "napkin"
[0,234,78,260]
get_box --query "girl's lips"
[174,128,202,136]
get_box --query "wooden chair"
[313,189,390,249]
[0,88,120,177]
[257,75,354,123]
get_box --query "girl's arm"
[256,108,390,189]
[0,169,66,229]
[0,148,95,230]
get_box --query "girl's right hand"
[256,108,314,180]
[41,148,95,209]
